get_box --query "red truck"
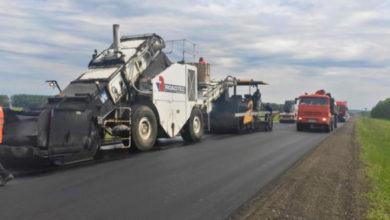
[296,90,338,132]
[336,101,349,122]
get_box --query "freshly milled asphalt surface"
[0,123,340,220]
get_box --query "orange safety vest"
[0,106,3,144]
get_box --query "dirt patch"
[231,118,369,220]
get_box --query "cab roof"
[236,79,269,86]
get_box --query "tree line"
[1,94,287,112]
[0,94,49,109]
[371,98,390,120]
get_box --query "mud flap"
[2,108,39,147]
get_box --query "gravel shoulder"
[231,118,369,219]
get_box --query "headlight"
[298,117,303,120]
[322,117,327,121]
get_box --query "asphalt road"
[0,123,340,220]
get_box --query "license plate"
[308,119,317,123]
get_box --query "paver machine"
[204,77,274,133]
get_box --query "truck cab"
[296,90,337,132]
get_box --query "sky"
[0,0,389,110]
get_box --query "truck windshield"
[338,106,347,111]
[284,101,295,112]
[300,97,328,105]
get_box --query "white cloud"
[0,0,389,109]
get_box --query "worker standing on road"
[265,103,273,115]
[252,88,261,111]
[0,106,14,186]
[199,57,206,64]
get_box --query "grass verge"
[273,114,279,123]
[357,117,390,219]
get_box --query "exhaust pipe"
[113,24,120,52]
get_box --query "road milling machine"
[0,24,273,164]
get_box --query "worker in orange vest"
[0,106,14,186]
[199,57,206,64]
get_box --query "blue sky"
[0,0,389,109]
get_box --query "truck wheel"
[132,105,157,151]
[325,124,331,133]
[181,108,204,142]
[297,123,302,131]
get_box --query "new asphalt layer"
[0,123,339,220]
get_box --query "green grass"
[357,117,390,219]
[273,114,279,123]
[10,106,23,111]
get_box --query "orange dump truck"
[336,101,349,122]
[296,90,338,132]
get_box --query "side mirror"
[294,97,299,104]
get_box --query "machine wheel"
[334,117,338,128]
[89,125,103,159]
[181,108,204,142]
[131,105,158,151]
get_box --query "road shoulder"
[231,118,369,219]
